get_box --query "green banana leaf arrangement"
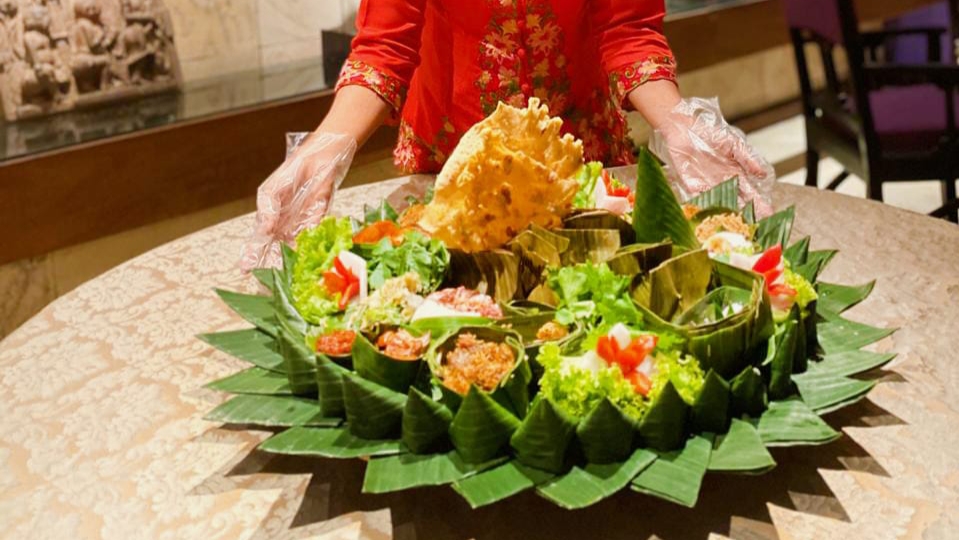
[200,148,896,510]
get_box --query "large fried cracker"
[418,98,584,251]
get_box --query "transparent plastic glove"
[649,97,775,217]
[240,132,358,271]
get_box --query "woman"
[242,0,773,269]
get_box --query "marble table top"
[2,176,958,540]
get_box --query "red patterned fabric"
[337,0,677,173]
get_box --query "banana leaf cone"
[342,370,408,439]
[730,365,767,418]
[507,226,569,297]
[553,228,622,265]
[444,249,520,304]
[691,369,731,433]
[315,353,350,417]
[562,210,636,246]
[764,318,799,400]
[276,322,317,396]
[428,326,532,418]
[351,330,424,394]
[576,398,639,464]
[638,381,690,451]
[449,384,523,463]
[510,396,578,473]
[800,300,820,370]
[606,242,673,277]
[631,249,713,322]
[402,386,454,454]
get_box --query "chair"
[783,0,959,222]
[882,2,955,65]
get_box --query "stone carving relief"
[0,0,180,121]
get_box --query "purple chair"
[784,0,959,222]
[882,2,954,65]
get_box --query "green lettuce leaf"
[649,349,705,406]
[546,262,642,327]
[573,162,604,209]
[364,232,449,293]
[292,217,355,323]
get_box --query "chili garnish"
[752,244,797,302]
[602,170,635,205]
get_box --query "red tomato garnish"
[752,245,782,274]
[602,170,633,198]
[627,371,652,397]
[769,283,798,297]
[596,335,620,363]
[323,256,361,310]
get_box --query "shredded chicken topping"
[442,333,515,395]
[694,213,753,243]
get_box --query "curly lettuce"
[649,349,705,405]
[537,343,648,420]
[292,217,354,323]
[784,267,818,312]
[547,262,642,327]
[364,231,449,292]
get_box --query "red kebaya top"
[336,0,677,173]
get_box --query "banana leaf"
[402,386,454,454]
[816,281,875,316]
[527,283,560,306]
[449,385,523,464]
[205,367,293,395]
[631,434,713,508]
[730,366,767,418]
[562,210,636,246]
[707,418,775,473]
[444,249,520,304]
[272,267,307,335]
[408,316,494,336]
[215,289,277,336]
[764,318,798,400]
[259,426,401,458]
[362,451,505,494]
[690,369,730,433]
[315,354,350,417]
[675,286,753,327]
[553,228,621,265]
[792,370,875,413]
[606,242,673,277]
[536,448,657,509]
[501,300,557,316]
[742,201,756,224]
[198,329,284,372]
[638,381,689,451]
[510,396,578,473]
[795,249,838,283]
[632,148,699,249]
[362,199,400,225]
[205,395,339,427]
[576,398,637,464]
[507,226,569,296]
[686,177,740,211]
[452,460,556,508]
[794,303,811,373]
[341,371,408,439]
[429,326,531,418]
[756,398,840,446]
[277,321,317,395]
[807,350,896,378]
[783,236,811,266]
[631,249,712,322]
[252,268,276,293]
[818,315,894,354]
[351,331,423,394]
[754,206,795,250]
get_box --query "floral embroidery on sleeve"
[336,58,407,117]
[609,56,678,108]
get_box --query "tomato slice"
[627,371,652,397]
[339,281,359,309]
[752,245,782,274]
[596,335,619,363]
[323,270,347,294]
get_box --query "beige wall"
[167,0,360,82]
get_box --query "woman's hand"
[240,85,392,271]
[649,98,776,216]
[240,132,358,271]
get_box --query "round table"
[2,178,958,540]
